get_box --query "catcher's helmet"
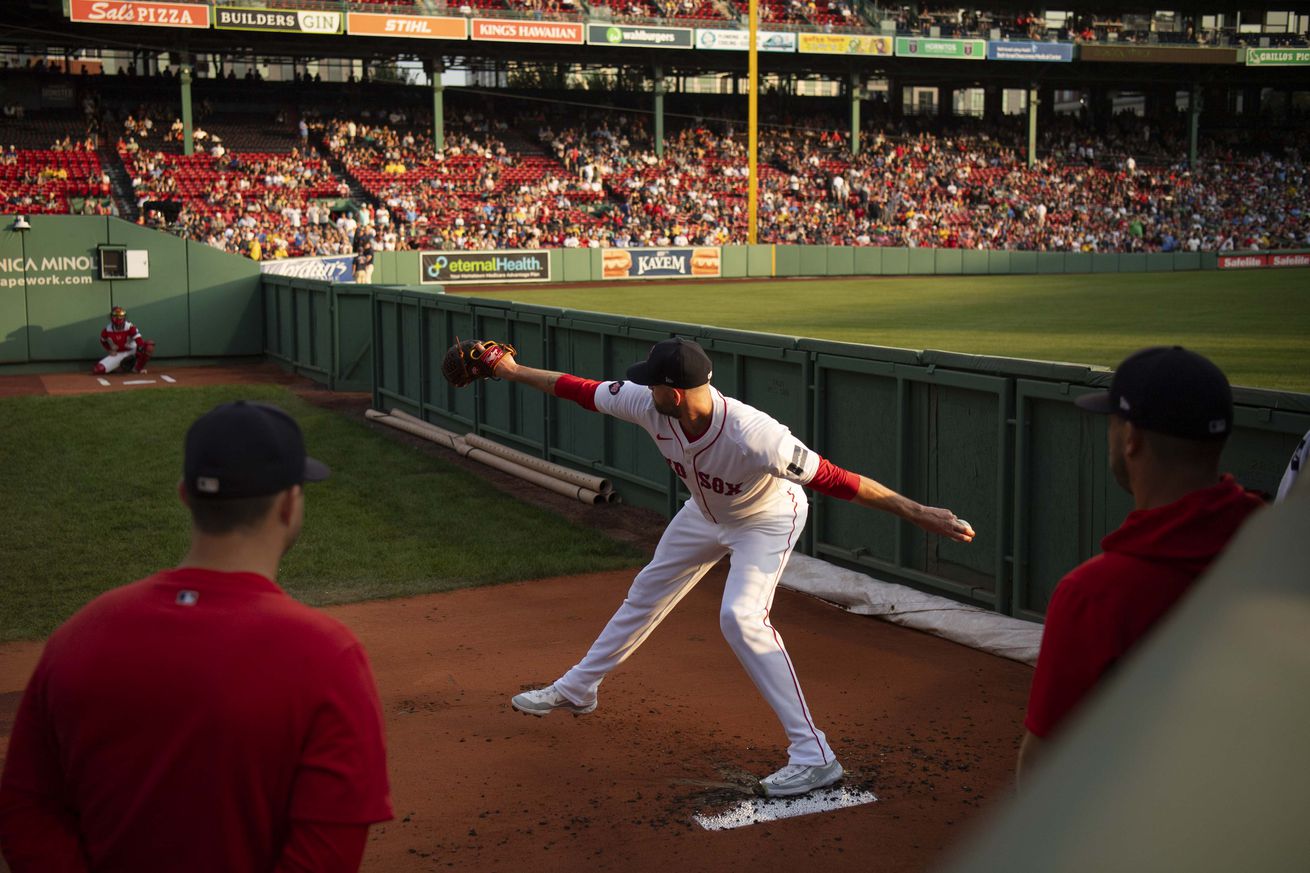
[110,306,126,328]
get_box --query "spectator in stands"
[1017,347,1265,783]
[0,401,392,871]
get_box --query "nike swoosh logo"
[656,435,672,441]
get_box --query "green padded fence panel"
[908,248,935,275]
[747,244,773,277]
[1173,251,1201,271]
[23,215,111,361]
[492,307,548,449]
[1147,253,1175,272]
[589,247,604,280]
[882,246,909,275]
[721,245,748,278]
[1092,253,1118,273]
[262,279,283,358]
[775,245,801,277]
[853,246,882,275]
[1009,251,1038,274]
[187,240,261,356]
[332,287,373,392]
[1119,253,1147,272]
[393,252,423,285]
[935,248,963,275]
[1201,252,1218,270]
[471,301,518,444]
[1064,252,1092,274]
[1225,401,1310,498]
[107,220,191,357]
[293,285,316,373]
[799,246,827,276]
[276,283,295,363]
[1037,252,1064,274]
[961,250,989,275]
[826,245,854,276]
[548,249,564,283]
[562,248,591,282]
[373,251,396,285]
[987,250,1012,274]
[703,329,808,437]
[0,222,28,363]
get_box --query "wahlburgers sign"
[586,23,693,49]
[215,7,342,33]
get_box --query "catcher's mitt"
[441,338,516,387]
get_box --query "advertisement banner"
[348,12,466,40]
[695,29,797,53]
[260,256,356,283]
[216,7,342,34]
[1246,47,1310,66]
[68,0,210,28]
[586,24,694,50]
[420,250,551,284]
[601,247,720,280]
[797,33,893,56]
[1080,45,1238,64]
[895,37,986,59]
[472,19,583,44]
[987,40,1074,62]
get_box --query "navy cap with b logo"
[625,338,713,389]
[1075,346,1233,441]
[184,401,330,498]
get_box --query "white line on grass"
[692,787,877,831]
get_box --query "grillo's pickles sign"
[420,250,550,284]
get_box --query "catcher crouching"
[94,306,155,375]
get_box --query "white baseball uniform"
[551,377,840,767]
[98,319,142,373]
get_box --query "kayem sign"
[797,33,893,56]
[601,247,720,280]
[987,40,1074,62]
[695,29,796,53]
[1246,47,1310,66]
[472,19,583,44]
[1218,252,1310,269]
[216,7,342,34]
[587,24,694,50]
[420,250,550,284]
[347,12,466,40]
[895,37,986,59]
[68,0,210,28]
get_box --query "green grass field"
[0,385,643,641]
[473,270,1310,393]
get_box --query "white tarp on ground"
[780,554,1042,666]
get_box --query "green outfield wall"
[367,286,1309,620]
[261,275,373,392]
[0,215,261,365]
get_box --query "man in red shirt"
[0,401,392,872]
[1019,347,1265,781]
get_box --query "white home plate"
[161,375,176,383]
[692,787,876,831]
[123,379,156,385]
[97,378,110,386]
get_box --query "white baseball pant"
[554,491,835,766]
[97,350,135,373]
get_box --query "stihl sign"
[1218,252,1310,269]
[69,0,211,28]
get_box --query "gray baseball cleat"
[511,684,597,717]
[759,760,844,797]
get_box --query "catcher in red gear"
[94,306,155,375]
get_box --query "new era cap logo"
[196,477,220,494]
[1119,397,1132,412]
[176,590,199,606]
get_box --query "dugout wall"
[367,286,1310,620]
[0,215,262,366]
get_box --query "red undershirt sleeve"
[808,457,861,501]
[273,821,369,873]
[554,374,602,412]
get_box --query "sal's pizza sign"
[69,0,211,28]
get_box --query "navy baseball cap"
[626,338,713,389]
[184,401,330,498]
[1075,346,1233,441]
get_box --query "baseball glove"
[441,338,516,387]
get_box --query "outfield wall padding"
[365,286,1310,620]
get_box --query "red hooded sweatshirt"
[1025,475,1265,738]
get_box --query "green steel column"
[654,65,665,159]
[180,66,194,156]
[431,58,445,154]
[1027,83,1038,168]
[1189,84,1201,170]
[850,72,860,156]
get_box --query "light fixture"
[12,215,31,231]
